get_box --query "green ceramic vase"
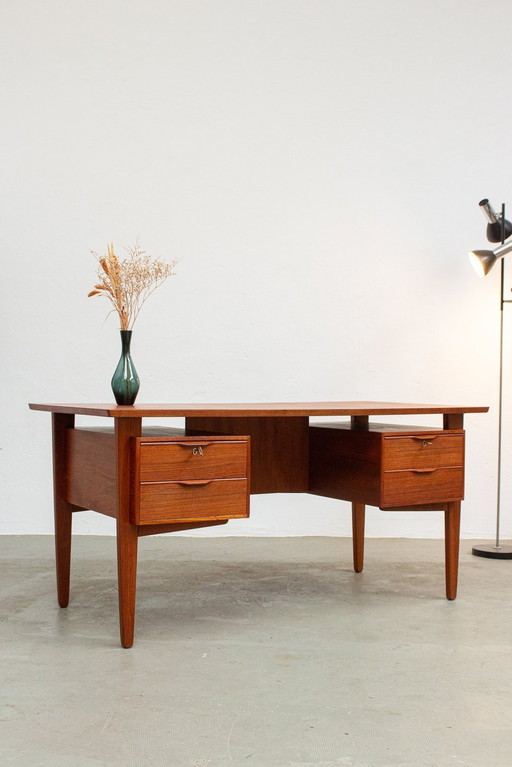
[111,330,140,405]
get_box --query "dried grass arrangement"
[88,242,176,330]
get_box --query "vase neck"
[119,329,132,354]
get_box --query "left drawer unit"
[131,436,251,525]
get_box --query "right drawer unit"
[308,423,465,509]
[381,432,464,507]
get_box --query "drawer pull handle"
[411,468,438,474]
[170,443,208,455]
[176,480,213,487]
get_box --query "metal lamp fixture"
[478,198,512,242]
[468,199,512,558]
[469,240,512,278]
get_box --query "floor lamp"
[469,198,512,558]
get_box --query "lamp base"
[472,543,512,559]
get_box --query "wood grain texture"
[186,416,309,493]
[444,413,464,430]
[379,503,446,511]
[115,417,142,649]
[32,401,487,645]
[66,429,116,516]
[350,416,369,430]
[136,520,229,536]
[138,438,248,482]
[52,413,75,608]
[381,466,464,507]
[382,434,464,471]
[313,421,463,434]
[309,424,465,508]
[352,503,365,573]
[309,426,382,506]
[136,479,249,525]
[445,501,461,600]
[29,401,489,418]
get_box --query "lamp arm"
[493,240,512,259]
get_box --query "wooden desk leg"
[115,417,142,648]
[445,501,461,600]
[352,502,365,573]
[52,413,75,607]
[117,518,138,648]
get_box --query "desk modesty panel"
[29,401,488,647]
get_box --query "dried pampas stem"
[89,242,176,329]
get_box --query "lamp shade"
[479,199,512,243]
[468,240,512,277]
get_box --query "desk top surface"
[29,401,489,418]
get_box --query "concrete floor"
[1,536,511,767]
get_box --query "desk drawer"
[382,466,464,507]
[383,434,464,471]
[136,479,249,524]
[139,439,247,482]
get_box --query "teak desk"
[29,401,488,648]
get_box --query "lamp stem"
[473,202,512,558]
[494,203,506,549]
[496,255,505,549]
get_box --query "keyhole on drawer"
[192,446,204,456]
[422,440,432,448]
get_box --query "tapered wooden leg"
[117,518,138,648]
[52,413,75,607]
[352,502,365,573]
[445,501,461,600]
[115,417,142,648]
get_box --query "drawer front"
[136,478,249,524]
[382,467,464,507]
[139,440,248,482]
[383,433,464,471]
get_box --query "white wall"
[2,0,512,539]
